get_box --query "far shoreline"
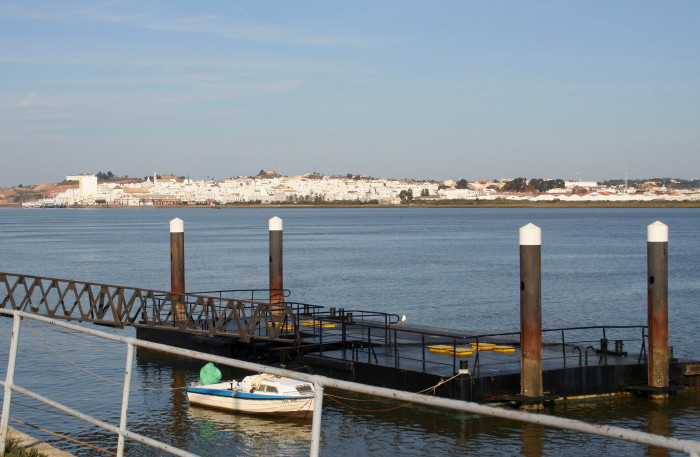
[3,200,699,209]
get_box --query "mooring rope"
[268,397,314,424]
[324,372,464,412]
[22,320,188,391]
[7,416,119,456]
[23,320,123,386]
[2,399,73,418]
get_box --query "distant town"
[4,171,700,207]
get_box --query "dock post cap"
[170,218,184,233]
[647,221,668,243]
[519,223,541,246]
[269,216,283,231]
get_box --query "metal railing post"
[342,317,347,358]
[452,338,457,375]
[0,314,22,457]
[394,329,399,368]
[309,383,324,457]
[561,330,567,367]
[117,343,135,457]
[367,327,372,363]
[318,318,323,355]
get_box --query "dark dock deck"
[299,317,697,403]
[137,308,700,404]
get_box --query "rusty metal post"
[520,223,543,400]
[269,217,284,317]
[647,221,669,389]
[170,218,186,323]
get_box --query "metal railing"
[287,306,400,348]
[2,309,700,457]
[321,322,650,376]
[186,288,293,302]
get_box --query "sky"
[1,1,699,187]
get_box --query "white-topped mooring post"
[170,218,186,323]
[647,221,669,391]
[519,223,543,404]
[269,217,284,316]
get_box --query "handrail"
[2,309,699,457]
[331,321,649,376]
[187,288,294,301]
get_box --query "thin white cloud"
[1,78,304,125]
[8,92,92,110]
[12,109,63,121]
[0,54,370,78]
[0,1,376,47]
[196,80,302,93]
[14,93,40,108]
[640,129,696,145]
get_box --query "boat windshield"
[260,385,279,393]
[295,384,313,394]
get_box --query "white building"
[66,175,98,200]
[564,180,598,189]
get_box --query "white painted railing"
[2,309,700,457]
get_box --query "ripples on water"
[1,207,699,456]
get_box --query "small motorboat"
[187,372,315,418]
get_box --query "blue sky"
[1,1,699,186]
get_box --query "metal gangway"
[0,272,322,344]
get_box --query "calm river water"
[1,207,699,456]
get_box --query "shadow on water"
[0,316,698,457]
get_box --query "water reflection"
[187,406,311,457]
[521,423,544,457]
[646,402,670,457]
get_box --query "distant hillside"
[0,182,78,205]
[1,176,145,205]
